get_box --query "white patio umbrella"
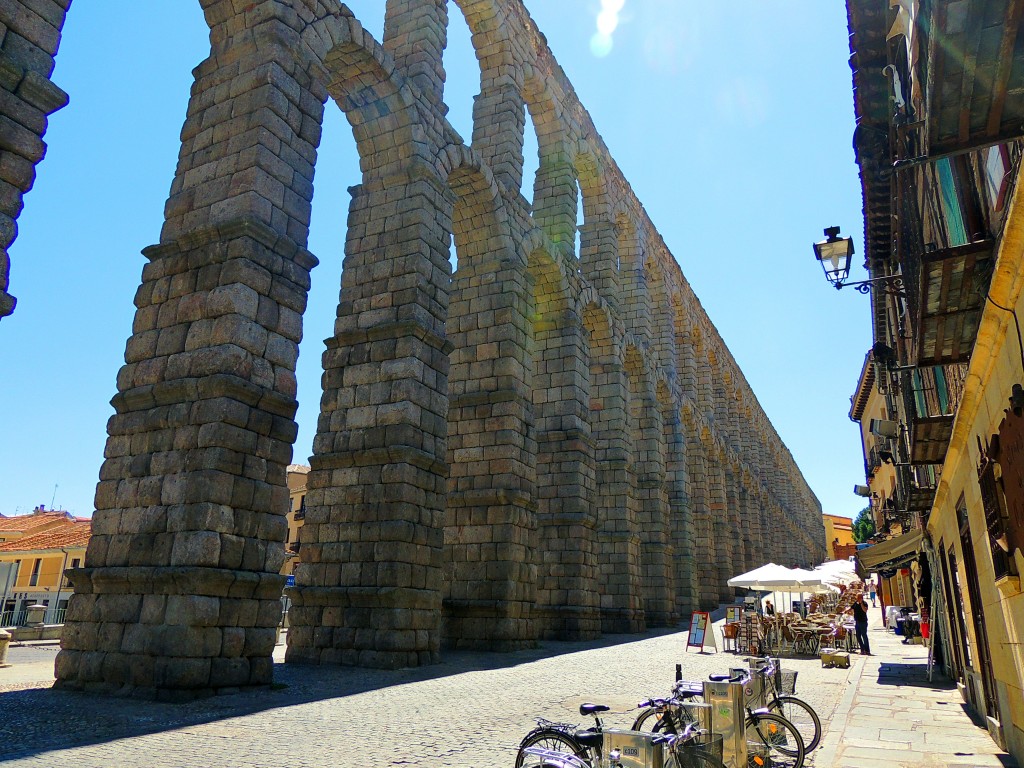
[727,563,808,591]
[729,564,815,622]
[813,559,859,586]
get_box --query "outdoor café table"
[792,625,816,654]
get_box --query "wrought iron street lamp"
[812,226,905,296]
[813,226,854,288]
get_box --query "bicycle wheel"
[768,696,821,752]
[744,712,805,768]
[515,728,591,768]
[632,706,685,734]
[632,706,663,731]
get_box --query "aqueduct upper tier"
[1,0,826,695]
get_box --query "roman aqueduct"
[0,0,827,695]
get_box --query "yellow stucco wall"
[929,170,1024,759]
[0,548,84,592]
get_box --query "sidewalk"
[816,616,1017,767]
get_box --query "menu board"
[687,611,710,652]
[726,605,743,623]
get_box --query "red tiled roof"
[0,521,91,552]
[0,510,74,533]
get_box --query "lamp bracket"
[836,274,906,298]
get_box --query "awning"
[858,528,925,571]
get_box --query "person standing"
[848,597,871,655]
[764,600,775,616]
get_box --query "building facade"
[846,1,1024,760]
[0,511,90,625]
[4,1,825,697]
[823,512,856,560]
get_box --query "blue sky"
[1,1,871,522]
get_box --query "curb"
[814,649,867,766]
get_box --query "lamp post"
[812,227,905,295]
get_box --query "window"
[977,435,1014,579]
[937,158,969,246]
[28,559,41,587]
[935,368,949,413]
[71,558,80,569]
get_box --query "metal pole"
[0,562,16,627]
[52,548,69,623]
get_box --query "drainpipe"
[0,561,14,627]
[53,548,70,624]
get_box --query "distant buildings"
[822,513,856,560]
[283,464,309,578]
[0,508,90,625]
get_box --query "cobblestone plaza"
[3,615,1015,767]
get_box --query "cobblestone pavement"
[0,613,856,767]
[4,612,1012,767]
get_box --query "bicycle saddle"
[576,730,603,747]
[708,673,732,681]
[579,703,610,716]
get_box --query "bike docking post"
[703,678,747,768]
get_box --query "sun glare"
[590,0,626,58]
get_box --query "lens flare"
[590,0,626,58]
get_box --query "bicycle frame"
[521,746,591,768]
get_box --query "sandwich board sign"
[686,611,717,653]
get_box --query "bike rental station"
[513,562,872,768]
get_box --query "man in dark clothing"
[849,598,871,654]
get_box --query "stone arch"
[524,68,577,257]
[59,1,458,691]
[437,143,516,273]
[645,247,674,376]
[449,0,527,191]
[573,146,610,280]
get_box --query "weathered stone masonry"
[0,0,70,318]
[3,0,826,696]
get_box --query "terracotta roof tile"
[0,510,73,532]
[0,521,91,552]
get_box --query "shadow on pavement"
[0,623,693,762]
[874,660,955,690]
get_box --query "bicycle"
[748,657,821,753]
[633,657,820,754]
[515,704,727,768]
[631,667,806,768]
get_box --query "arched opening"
[522,111,541,201]
[525,75,576,257]
[441,3,478,141]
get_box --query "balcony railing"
[0,609,26,627]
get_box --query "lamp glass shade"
[814,236,854,287]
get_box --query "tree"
[852,506,875,543]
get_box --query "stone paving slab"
[815,616,1017,768]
